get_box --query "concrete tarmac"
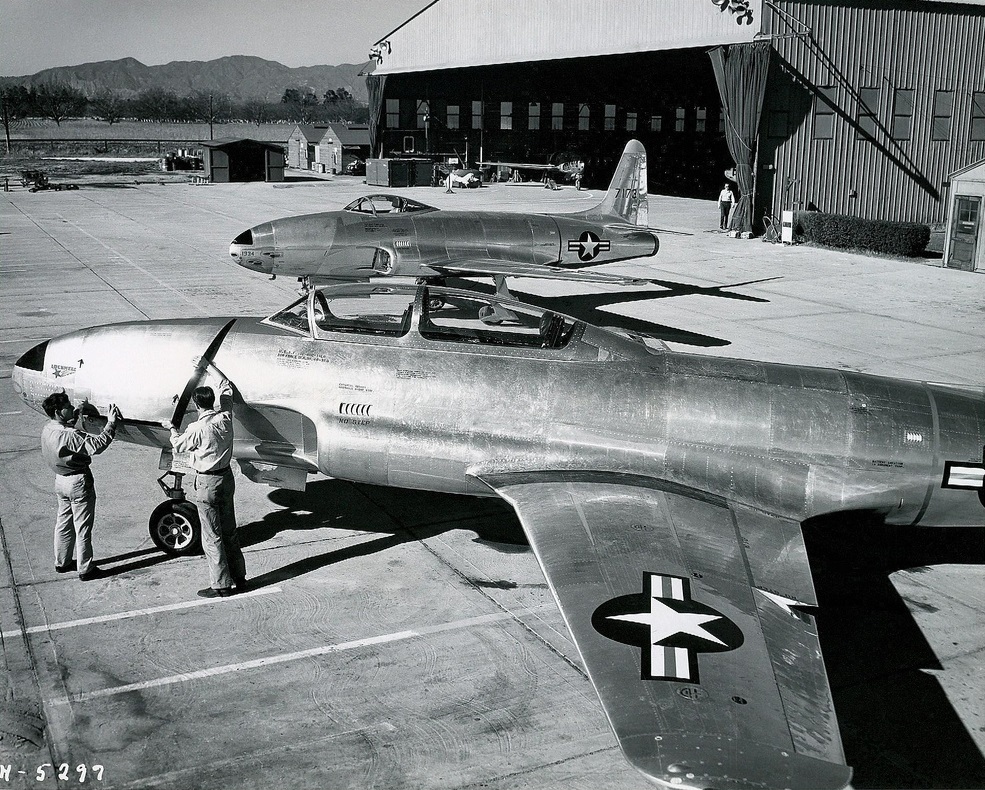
[0,174,983,789]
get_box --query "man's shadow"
[238,479,529,589]
[803,511,985,788]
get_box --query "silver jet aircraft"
[229,140,661,291]
[12,282,985,790]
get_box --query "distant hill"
[1,55,369,103]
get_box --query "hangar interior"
[367,0,985,229]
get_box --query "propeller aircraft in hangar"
[12,277,985,790]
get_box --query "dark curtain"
[708,42,771,234]
[366,74,387,158]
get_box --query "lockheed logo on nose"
[592,573,743,682]
[567,231,611,261]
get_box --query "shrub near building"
[796,212,931,257]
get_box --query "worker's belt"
[196,466,231,476]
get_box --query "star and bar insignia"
[592,573,743,683]
[567,231,611,261]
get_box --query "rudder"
[580,140,648,226]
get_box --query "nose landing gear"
[150,471,202,556]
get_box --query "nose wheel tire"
[149,500,202,556]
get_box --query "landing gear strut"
[150,471,202,556]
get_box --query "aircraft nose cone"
[12,339,50,398]
[229,226,273,274]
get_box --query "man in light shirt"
[40,392,121,580]
[163,360,246,598]
[718,184,735,230]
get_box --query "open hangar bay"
[0,175,983,789]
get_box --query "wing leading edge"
[474,470,851,790]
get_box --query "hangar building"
[366,0,985,232]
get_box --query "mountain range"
[0,56,370,103]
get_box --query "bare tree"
[32,82,87,126]
[90,89,127,125]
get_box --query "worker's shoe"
[233,577,248,593]
[197,587,233,599]
[79,567,105,581]
[55,560,77,573]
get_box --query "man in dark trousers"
[163,359,246,598]
[40,392,121,580]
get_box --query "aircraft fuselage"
[229,208,659,281]
[14,300,984,532]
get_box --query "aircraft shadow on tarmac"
[236,480,985,788]
[802,512,985,789]
[238,479,530,589]
[447,276,781,348]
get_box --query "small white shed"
[944,158,985,272]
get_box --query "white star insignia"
[608,598,726,646]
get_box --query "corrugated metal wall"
[374,0,761,74]
[762,1,985,223]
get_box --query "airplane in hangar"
[228,139,665,295]
[12,280,985,790]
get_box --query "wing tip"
[623,734,852,790]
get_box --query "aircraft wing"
[474,470,852,790]
[477,161,561,171]
[429,259,651,287]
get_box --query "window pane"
[579,103,590,131]
[972,118,985,142]
[934,90,954,115]
[675,107,685,132]
[626,112,637,132]
[814,114,833,140]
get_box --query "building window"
[500,101,513,130]
[932,90,954,141]
[416,100,429,129]
[385,98,399,128]
[813,87,836,140]
[719,108,726,133]
[472,100,483,130]
[626,112,637,132]
[528,102,541,131]
[579,103,590,131]
[552,102,564,130]
[604,104,616,130]
[696,107,706,133]
[972,91,985,142]
[856,87,879,138]
[675,107,685,132]
[446,104,459,130]
[891,89,914,140]
[650,113,662,132]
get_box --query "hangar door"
[946,196,982,271]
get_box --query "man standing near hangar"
[163,359,246,598]
[40,392,121,581]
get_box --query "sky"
[0,0,434,76]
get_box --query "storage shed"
[199,139,285,183]
[944,158,985,271]
[316,124,372,173]
[288,125,330,170]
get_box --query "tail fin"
[580,140,648,226]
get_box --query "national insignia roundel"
[592,573,744,682]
